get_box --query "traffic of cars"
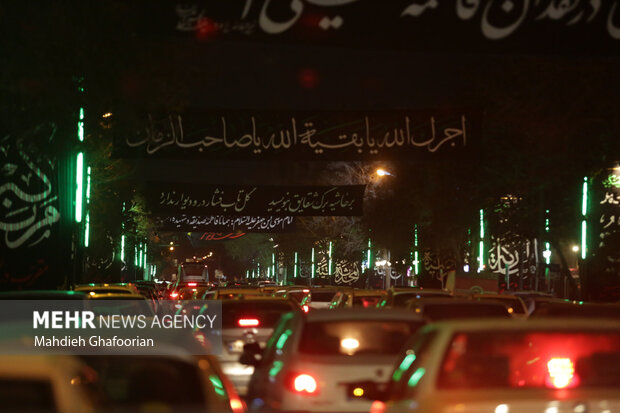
[0,282,618,412]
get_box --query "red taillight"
[370,400,386,413]
[229,397,245,413]
[302,305,309,313]
[187,282,197,287]
[547,357,577,389]
[238,318,259,327]
[170,291,179,298]
[292,373,317,394]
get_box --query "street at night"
[1,1,620,412]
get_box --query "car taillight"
[229,397,245,413]
[370,400,386,413]
[291,373,318,394]
[302,304,309,313]
[170,291,179,298]
[238,318,260,327]
[187,282,197,287]
[547,357,577,389]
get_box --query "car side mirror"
[239,342,262,367]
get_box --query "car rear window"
[437,331,620,390]
[82,356,206,408]
[532,303,620,319]
[0,378,56,412]
[222,301,296,328]
[394,292,449,307]
[311,291,338,302]
[299,320,425,356]
[353,296,382,308]
[423,303,510,321]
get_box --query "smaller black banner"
[156,214,296,232]
[146,183,365,216]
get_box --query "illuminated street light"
[572,245,579,252]
[376,168,393,177]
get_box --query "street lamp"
[376,168,394,177]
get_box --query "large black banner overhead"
[113,109,476,160]
[156,214,296,232]
[146,183,366,216]
[160,0,620,55]
[0,123,72,290]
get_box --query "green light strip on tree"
[581,221,587,260]
[134,245,138,266]
[272,252,276,279]
[581,177,588,259]
[544,210,551,264]
[367,238,372,270]
[328,241,333,275]
[75,153,84,223]
[294,252,298,278]
[84,166,91,247]
[120,235,125,261]
[84,213,90,247]
[143,242,147,269]
[413,225,419,274]
[311,247,315,279]
[78,108,85,142]
[479,209,485,271]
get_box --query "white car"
[0,354,97,413]
[216,297,302,395]
[244,308,426,412]
[373,318,620,413]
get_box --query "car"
[214,287,270,300]
[304,287,342,309]
[372,318,620,413]
[378,287,453,308]
[0,354,99,413]
[330,289,387,309]
[468,293,529,318]
[84,293,156,317]
[168,281,213,299]
[215,297,302,396]
[74,283,138,296]
[243,308,426,413]
[273,286,311,305]
[406,298,512,321]
[81,352,245,413]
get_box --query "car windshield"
[298,320,425,356]
[222,301,296,328]
[438,330,620,390]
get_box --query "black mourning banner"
[158,0,620,56]
[0,123,72,290]
[146,183,365,216]
[113,109,477,160]
[155,215,296,232]
[592,170,620,277]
